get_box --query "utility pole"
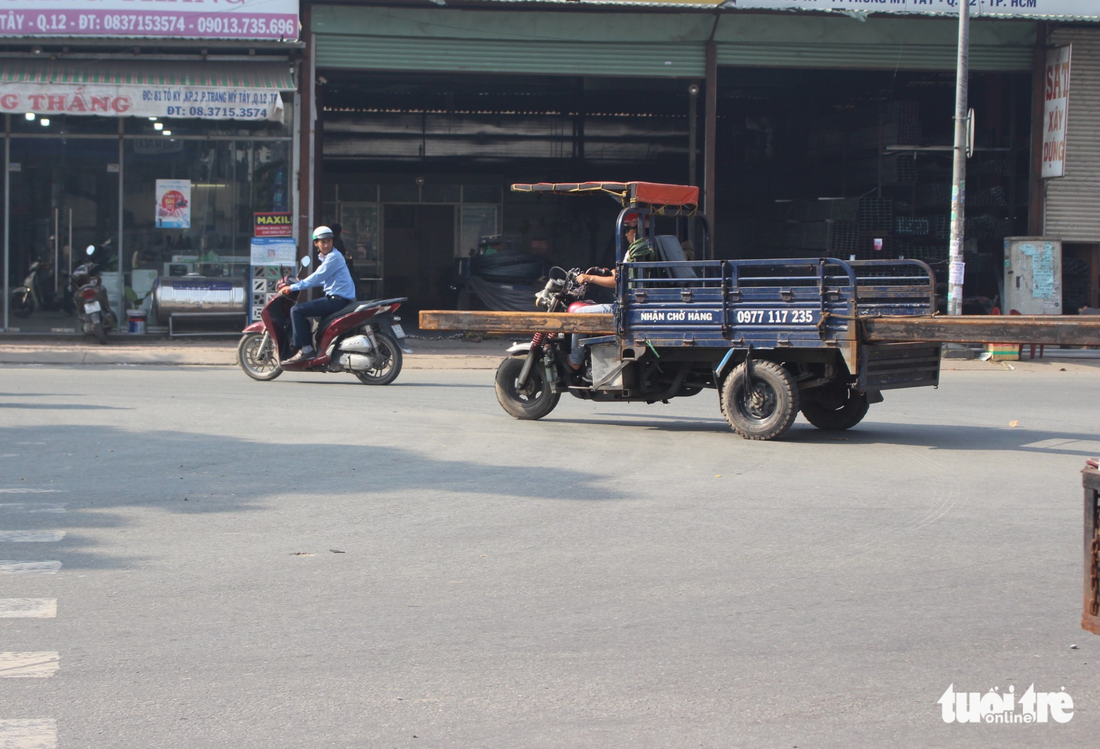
[948,0,970,315]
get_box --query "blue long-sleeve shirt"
[290,249,356,300]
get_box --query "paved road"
[0,364,1097,748]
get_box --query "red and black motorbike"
[237,268,408,385]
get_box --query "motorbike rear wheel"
[10,289,34,319]
[237,332,283,381]
[354,331,402,385]
[495,355,561,420]
[93,320,108,345]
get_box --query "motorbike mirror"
[85,245,95,256]
[300,255,312,269]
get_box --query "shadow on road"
[0,423,618,570]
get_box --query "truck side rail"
[849,259,936,317]
[619,258,860,349]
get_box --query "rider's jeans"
[291,295,352,351]
[568,303,613,367]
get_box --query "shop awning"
[1,60,295,89]
[0,59,295,121]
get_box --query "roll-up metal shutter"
[317,35,705,78]
[715,43,1031,72]
[312,6,1036,77]
[1045,28,1100,242]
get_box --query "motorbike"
[10,257,73,318]
[237,256,408,385]
[72,245,118,344]
[494,266,602,418]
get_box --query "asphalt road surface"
[1,363,1097,748]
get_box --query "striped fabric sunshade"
[0,60,295,90]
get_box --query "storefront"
[307,1,1098,315]
[1,0,301,333]
[1043,24,1100,311]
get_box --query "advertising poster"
[155,179,191,229]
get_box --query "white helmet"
[312,226,334,241]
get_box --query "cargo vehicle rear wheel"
[800,385,869,431]
[495,356,560,420]
[721,361,799,441]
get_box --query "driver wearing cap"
[280,225,357,364]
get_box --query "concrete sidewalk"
[0,333,510,369]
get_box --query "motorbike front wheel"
[354,331,403,385]
[237,332,283,381]
[494,355,561,420]
[10,289,34,319]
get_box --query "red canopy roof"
[511,181,700,210]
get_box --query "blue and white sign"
[250,237,296,266]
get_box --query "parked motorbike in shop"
[10,257,74,318]
[237,256,408,385]
[72,245,118,345]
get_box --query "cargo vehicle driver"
[280,225,357,364]
[567,213,653,370]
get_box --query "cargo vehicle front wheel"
[495,356,560,420]
[721,361,799,440]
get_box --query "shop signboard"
[725,1,1096,18]
[155,179,191,229]
[0,0,299,41]
[254,212,293,238]
[0,84,284,121]
[1042,45,1072,180]
[530,0,1099,19]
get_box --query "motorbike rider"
[567,213,654,370]
[279,225,357,364]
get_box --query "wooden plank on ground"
[420,310,614,334]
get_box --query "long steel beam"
[421,310,1100,347]
[863,315,1100,346]
[420,310,614,334]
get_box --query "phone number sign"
[0,0,299,40]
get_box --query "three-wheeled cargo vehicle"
[428,182,940,440]
[421,181,1100,441]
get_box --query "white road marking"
[0,490,64,495]
[0,719,57,749]
[0,562,61,574]
[0,600,56,619]
[0,504,66,514]
[0,532,65,543]
[0,653,59,678]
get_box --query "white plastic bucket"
[127,309,147,335]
